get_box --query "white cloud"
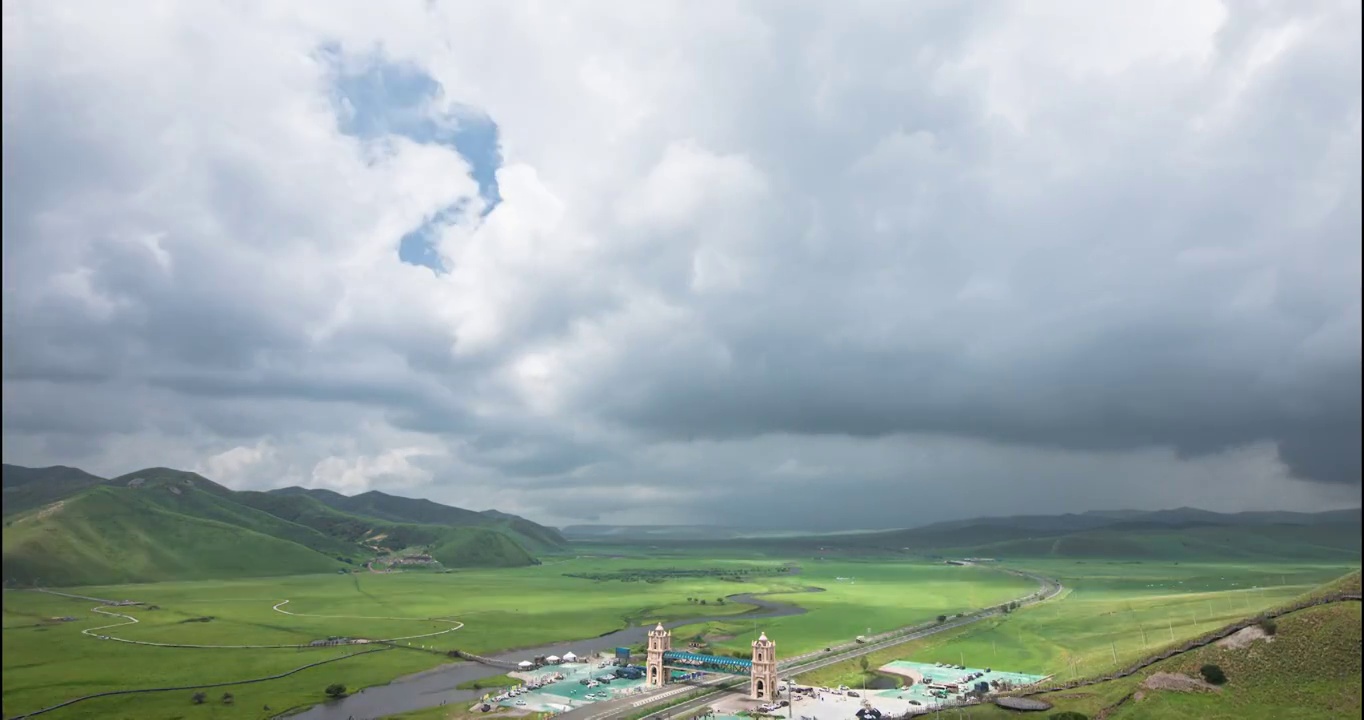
[2,0,1359,528]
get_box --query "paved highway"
[559,570,1062,720]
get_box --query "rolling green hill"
[0,486,341,586]
[430,526,536,567]
[1000,573,1363,720]
[0,463,567,586]
[1,465,106,517]
[268,485,567,551]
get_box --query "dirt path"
[76,599,464,649]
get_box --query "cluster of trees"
[192,681,352,707]
[685,597,727,605]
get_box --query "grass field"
[2,555,1021,719]
[670,560,1037,656]
[3,553,1358,720]
[794,560,1358,688]
[903,572,1362,719]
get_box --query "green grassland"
[794,561,1357,688]
[671,560,1038,656]
[915,572,1363,719]
[0,556,861,718]
[3,540,1359,720]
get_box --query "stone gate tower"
[750,631,778,701]
[646,623,671,688]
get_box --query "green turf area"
[794,561,1357,689]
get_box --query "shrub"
[1199,664,1227,685]
[1048,712,1089,720]
[1257,618,1278,636]
[221,692,234,705]
[325,683,348,698]
[191,692,207,705]
[936,615,947,623]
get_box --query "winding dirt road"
[78,599,463,649]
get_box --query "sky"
[2,1,1360,530]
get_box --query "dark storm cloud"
[551,0,1363,488]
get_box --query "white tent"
[518,660,534,669]
[546,655,561,663]
[562,651,578,662]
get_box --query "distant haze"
[2,1,1360,530]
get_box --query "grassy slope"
[277,488,568,553]
[236,491,547,568]
[431,527,535,568]
[1,465,106,517]
[233,490,443,550]
[794,561,1357,689]
[947,572,1363,719]
[3,472,543,586]
[1,487,341,586]
[129,484,361,560]
[1108,603,1361,720]
[492,516,570,554]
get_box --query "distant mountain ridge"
[1,463,565,586]
[564,507,1362,540]
[565,507,1362,563]
[764,506,1362,561]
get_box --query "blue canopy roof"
[662,650,752,669]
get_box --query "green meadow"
[794,560,1357,688]
[670,560,1037,656]
[3,555,1014,719]
[899,572,1363,720]
[3,553,1358,720]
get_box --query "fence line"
[1010,592,1362,697]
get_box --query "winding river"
[288,588,821,720]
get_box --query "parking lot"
[484,660,653,713]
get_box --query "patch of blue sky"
[320,43,501,271]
